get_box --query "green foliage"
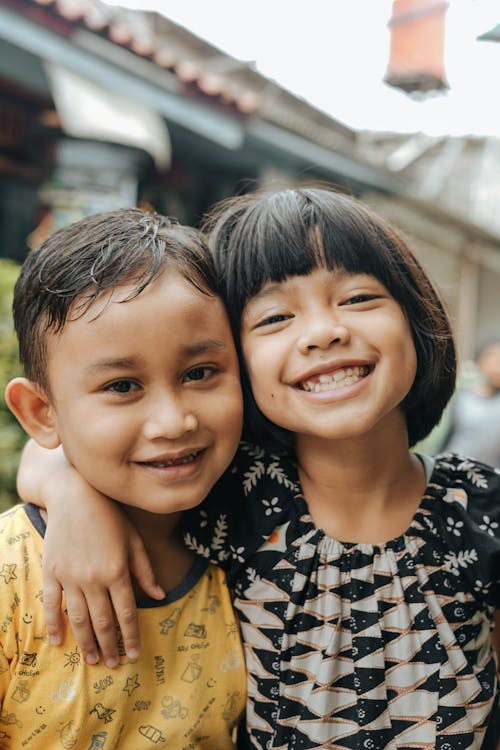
[0,259,25,511]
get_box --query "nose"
[297,310,350,354]
[143,393,198,441]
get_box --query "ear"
[4,378,61,449]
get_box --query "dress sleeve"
[182,442,299,584]
[434,454,500,608]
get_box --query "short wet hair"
[13,208,219,390]
[205,186,456,448]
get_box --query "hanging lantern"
[384,0,449,94]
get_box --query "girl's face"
[240,267,417,445]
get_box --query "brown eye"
[184,366,215,383]
[107,380,139,393]
[256,314,291,328]
[343,294,378,305]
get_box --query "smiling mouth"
[298,365,371,392]
[138,449,204,468]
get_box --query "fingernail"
[155,586,166,598]
[105,657,119,668]
[127,648,139,660]
[49,635,61,646]
[85,653,99,665]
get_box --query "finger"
[129,535,165,600]
[109,575,141,660]
[43,577,65,646]
[84,592,121,669]
[64,588,100,665]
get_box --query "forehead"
[78,268,225,320]
[47,269,234,362]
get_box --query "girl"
[20,188,500,749]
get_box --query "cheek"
[398,330,418,393]
[246,367,276,408]
[220,395,244,439]
[202,386,243,433]
[57,407,129,461]
[242,339,277,392]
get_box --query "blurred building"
[1,0,500,360]
[362,1,500,358]
[357,131,500,358]
[0,0,400,263]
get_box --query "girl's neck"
[295,420,427,544]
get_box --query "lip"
[132,447,208,483]
[134,447,206,466]
[291,359,374,387]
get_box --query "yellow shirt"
[0,504,246,749]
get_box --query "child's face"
[240,267,417,444]
[44,269,242,514]
[478,344,500,390]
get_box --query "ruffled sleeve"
[182,442,300,584]
[431,453,500,608]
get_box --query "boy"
[2,208,245,748]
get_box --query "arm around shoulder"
[17,439,68,507]
[16,438,164,666]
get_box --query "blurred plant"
[0,259,25,512]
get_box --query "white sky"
[106,0,500,137]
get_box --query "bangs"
[215,189,409,325]
[206,186,456,448]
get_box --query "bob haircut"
[13,208,219,392]
[205,186,456,449]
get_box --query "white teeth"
[300,366,369,392]
[145,452,198,467]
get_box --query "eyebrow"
[246,284,284,308]
[247,271,381,308]
[86,339,228,373]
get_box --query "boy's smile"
[44,270,243,516]
[241,267,417,446]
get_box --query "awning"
[45,62,171,169]
[0,4,244,150]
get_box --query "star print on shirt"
[0,563,17,583]
[123,674,140,696]
[90,702,115,724]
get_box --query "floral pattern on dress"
[184,449,500,749]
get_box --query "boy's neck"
[123,507,195,597]
[123,506,183,545]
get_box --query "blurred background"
[1,0,500,507]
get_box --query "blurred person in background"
[440,339,500,467]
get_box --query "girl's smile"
[241,267,417,445]
[293,362,372,393]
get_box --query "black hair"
[13,208,219,390]
[205,186,456,449]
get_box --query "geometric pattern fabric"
[185,449,500,749]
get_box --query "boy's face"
[44,269,242,515]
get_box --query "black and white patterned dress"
[184,447,500,749]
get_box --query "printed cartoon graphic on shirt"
[0,504,245,749]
